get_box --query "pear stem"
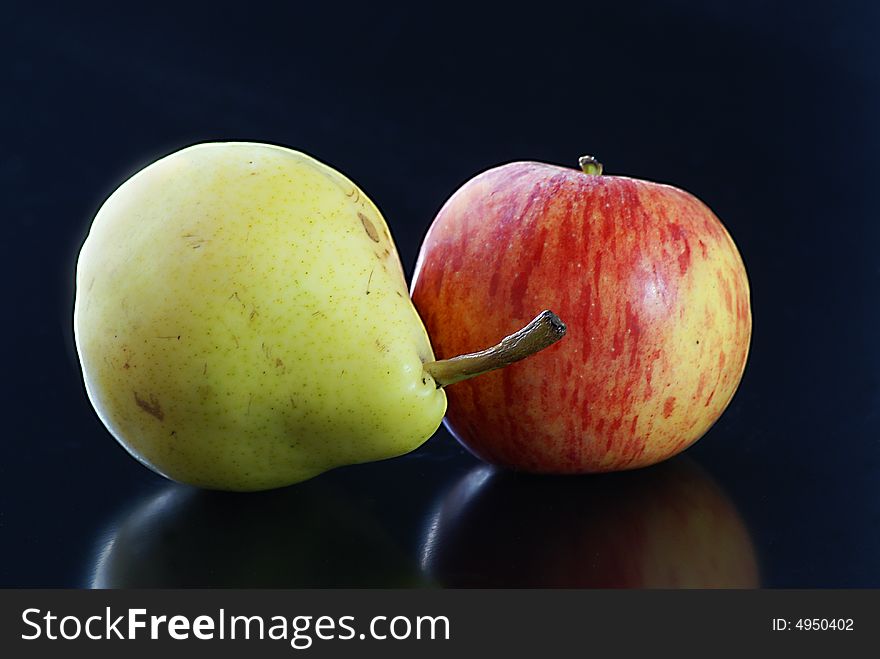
[423,310,567,388]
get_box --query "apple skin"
[411,161,751,472]
[420,458,760,588]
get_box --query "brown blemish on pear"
[134,391,164,421]
[358,212,380,242]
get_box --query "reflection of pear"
[90,478,422,587]
[421,457,760,588]
[74,142,445,491]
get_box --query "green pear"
[74,142,565,491]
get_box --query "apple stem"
[423,310,567,388]
[579,155,603,176]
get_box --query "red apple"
[412,158,751,472]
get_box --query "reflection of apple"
[421,457,759,588]
[89,479,422,587]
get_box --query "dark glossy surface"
[2,1,878,587]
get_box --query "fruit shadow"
[87,476,424,588]
[419,455,761,588]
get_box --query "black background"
[3,0,878,587]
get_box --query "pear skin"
[75,142,446,491]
